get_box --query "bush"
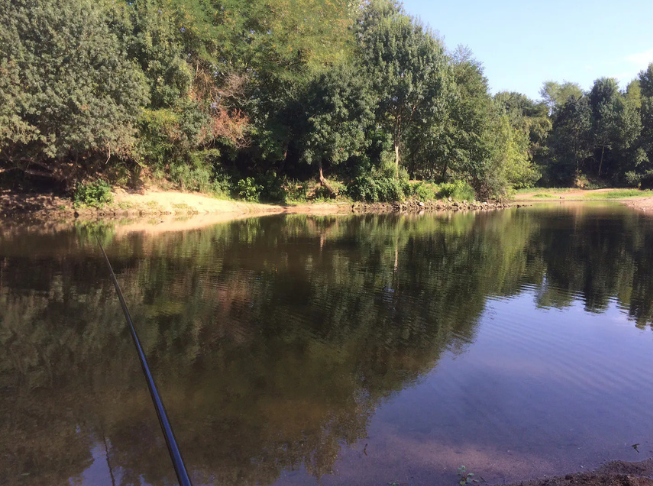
[347,175,406,202]
[73,180,113,208]
[624,171,642,188]
[284,181,309,202]
[257,172,286,202]
[236,177,262,202]
[411,181,439,201]
[209,172,232,198]
[437,181,476,201]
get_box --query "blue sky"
[401,0,653,100]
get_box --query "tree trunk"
[394,141,400,178]
[598,145,605,177]
[441,160,449,181]
[318,160,335,196]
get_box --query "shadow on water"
[1,205,653,485]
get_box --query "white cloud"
[626,48,653,70]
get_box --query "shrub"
[347,175,406,202]
[209,172,232,198]
[411,181,438,201]
[257,172,286,202]
[624,171,642,188]
[437,181,476,201]
[284,181,309,202]
[236,177,262,202]
[73,180,113,208]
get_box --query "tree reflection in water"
[2,206,653,486]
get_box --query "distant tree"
[548,96,592,183]
[540,81,583,113]
[626,79,642,110]
[588,78,640,177]
[492,114,540,190]
[495,91,551,165]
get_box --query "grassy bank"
[513,188,653,201]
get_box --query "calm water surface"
[2,204,653,486]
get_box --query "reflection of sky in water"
[321,293,653,486]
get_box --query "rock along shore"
[352,199,519,213]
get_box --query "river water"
[1,204,653,486]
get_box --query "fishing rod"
[97,239,193,486]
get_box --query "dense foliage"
[2,0,652,199]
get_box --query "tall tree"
[548,96,592,183]
[356,0,451,177]
[430,46,494,185]
[635,64,653,186]
[589,77,640,177]
[301,64,375,191]
[626,79,642,110]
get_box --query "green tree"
[356,0,452,177]
[634,64,653,186]
[540,81,583,113]
[302,65,375,190]
[588,77,640,178]
[0,0,149,184]
[430,46,494,189]
[548,95,592,183]
[626,79,642,110]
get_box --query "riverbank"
[0,186,514,223]
[3,186,652,228]
[515,188,653,214]
[0,187,353,221]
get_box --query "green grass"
[532,193,556,198]
[116,201,134,210]
[145,200,162,209]
[583,189,653,199]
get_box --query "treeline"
[1,0,652,202]
[501,72,653,188]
